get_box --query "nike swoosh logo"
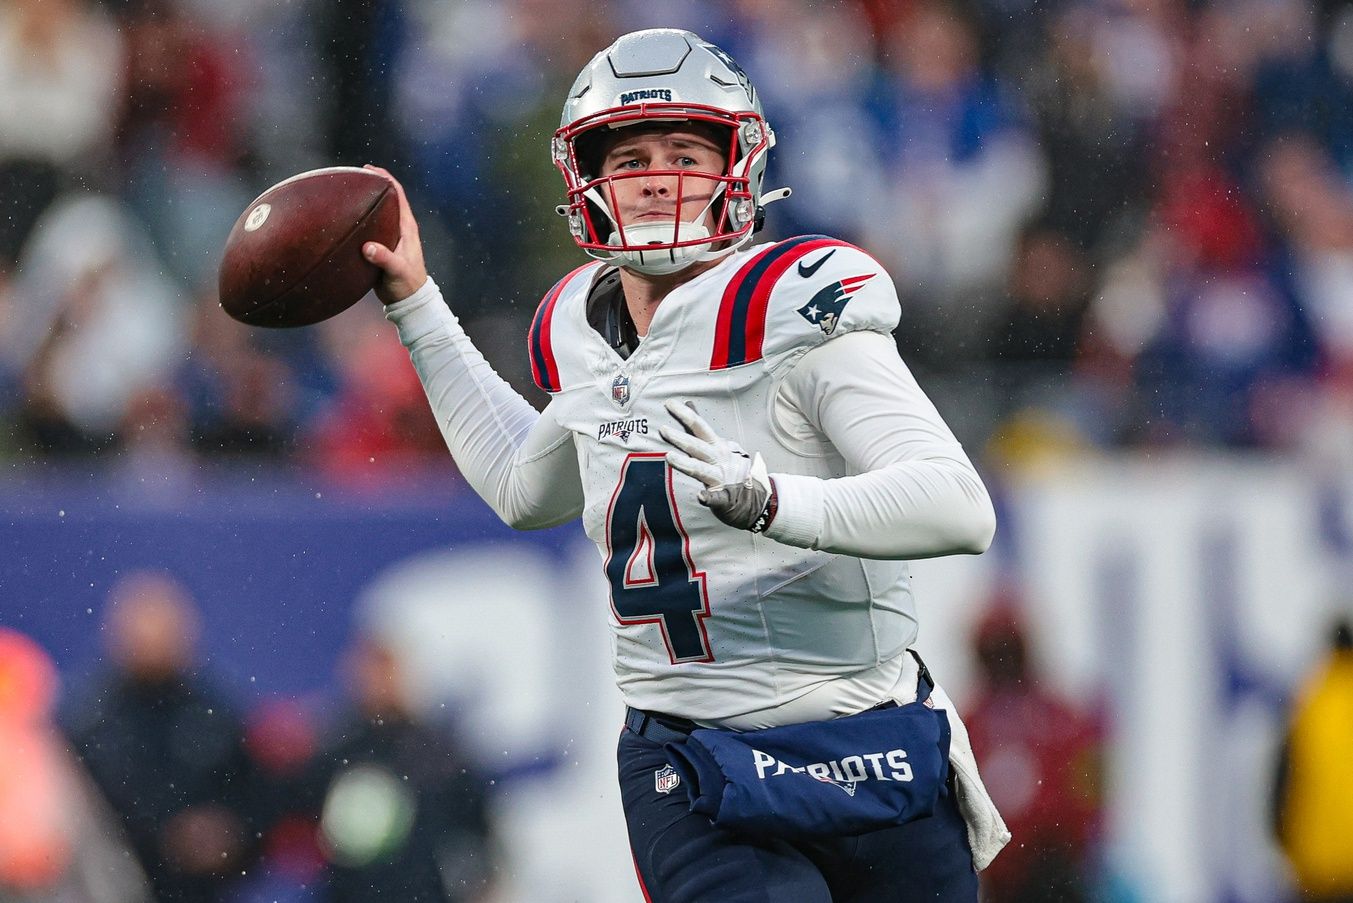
[797,249,836,279]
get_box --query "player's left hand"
[661,400,778,533]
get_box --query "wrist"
[379,272,429,306]
[760,472,824,548]
[750,477,778,534]
[384,277,455,346]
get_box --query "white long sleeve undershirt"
[385,278,994,558]
[763,330,995,559]
[386,278,582,530]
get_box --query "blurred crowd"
[1,572,497,903]
[1,0,1350,481]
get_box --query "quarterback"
[365,28,1008,902]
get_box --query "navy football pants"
[619,727,979,902]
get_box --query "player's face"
[597,128,726,233]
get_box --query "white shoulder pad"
[708,235,899,371]
[527,261,605,393]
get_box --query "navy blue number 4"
[605,454,713,664]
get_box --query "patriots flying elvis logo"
[817,776,859,797]
[797,274,876,336]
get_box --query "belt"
[624,707,699,745]
[625,651,937,745]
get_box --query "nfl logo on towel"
[654,764,680,795]
[611,374,631,407]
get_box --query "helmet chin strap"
[608,221,715,275]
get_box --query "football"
[218,166,400,327]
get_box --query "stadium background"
[2,0,1351,900]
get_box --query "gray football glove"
[660,400,778,532]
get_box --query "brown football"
[219,166,400,327]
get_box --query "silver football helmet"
[554,29,790,275]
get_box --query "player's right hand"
[361,164,429,305]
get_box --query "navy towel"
[664,701,952,838]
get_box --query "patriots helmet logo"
[796,274,876,336]
[812,774,859,797]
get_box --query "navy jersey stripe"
[527,263,596,393]
[717,235,830,369]
[528,283,558,391]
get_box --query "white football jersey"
[526,235,918,722]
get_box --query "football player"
[364,28,1008,902]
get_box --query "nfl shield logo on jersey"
[611,373,631,407]
[654,764,681,795]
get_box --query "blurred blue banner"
[0,473,582,700]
